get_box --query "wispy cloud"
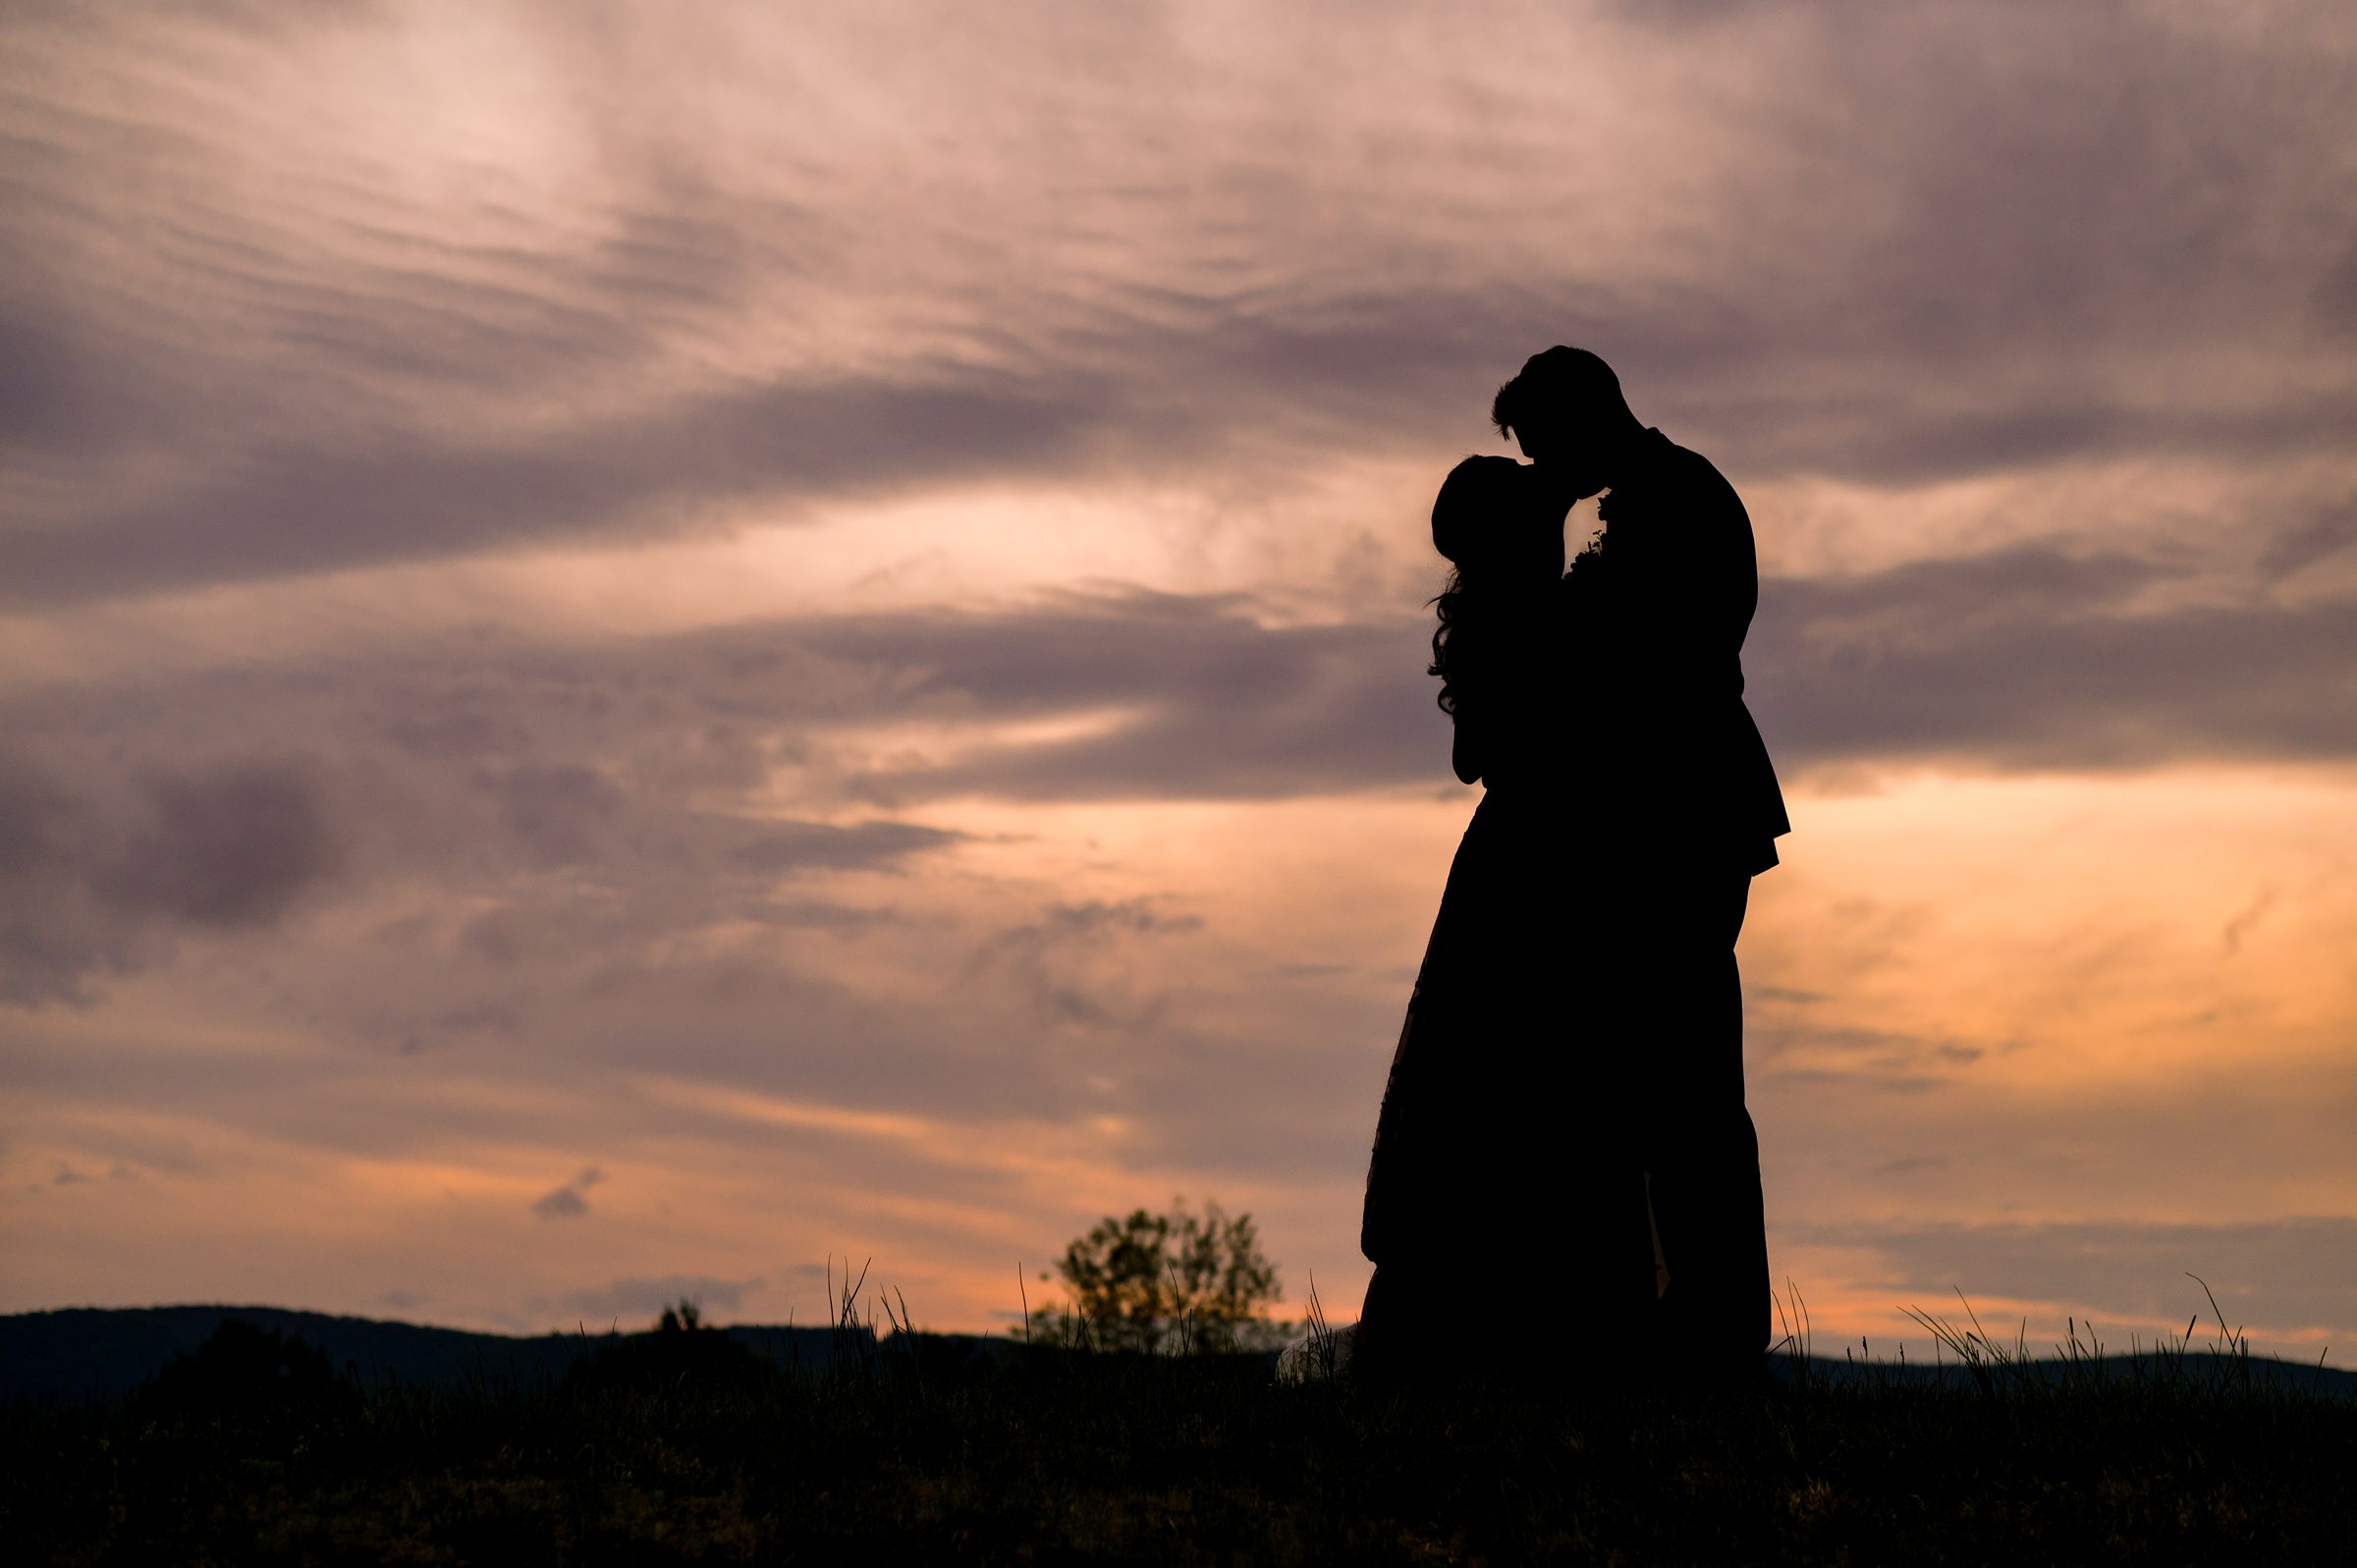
[4,2,2350,604]
[530,1166,603,1220]
[533,1273,760,1325]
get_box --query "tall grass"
[1771,1272,2334,1401]
[1899,1272,2267,1396]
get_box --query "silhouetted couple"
[1356,347,1789,1387]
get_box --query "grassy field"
[5,1311,2353,1566]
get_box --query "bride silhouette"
[1354,455,1659,1382]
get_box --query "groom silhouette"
[1493,347,1789,1371]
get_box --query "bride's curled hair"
[1426,455,1535,717]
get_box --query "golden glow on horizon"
[1749,768,2357,1083]
[9,766,2349,1344]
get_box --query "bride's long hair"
[1425,456,1530,717]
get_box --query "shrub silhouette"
[129,1318,359,1424]
[564,1297,766,1395]
[1043,1198,1282,1354]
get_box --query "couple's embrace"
[1354,347,1790,1386]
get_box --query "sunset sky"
[5,2,2353,1361]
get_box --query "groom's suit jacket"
[1565,428,1789,875]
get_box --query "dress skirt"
[1356,785,1657,1375]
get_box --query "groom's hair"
[1491,346,1629,439]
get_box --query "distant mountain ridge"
[6,1305,2349,1404]
[0,1305,852,1402]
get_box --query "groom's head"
[1491,347,1640,499]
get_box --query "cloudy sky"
[5,1,2353,1358]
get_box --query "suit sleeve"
[1614,458,1756,699]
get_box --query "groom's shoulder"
[1657,435,1748,522]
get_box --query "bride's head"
[1430,455,1536,570]
[1426,457,1556,716]
[1431,456,1562,592]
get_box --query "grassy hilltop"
[4,1301,2353,1564]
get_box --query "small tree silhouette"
[1049,1198,1281,1353]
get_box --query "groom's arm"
[1621,453,1758,680]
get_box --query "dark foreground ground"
[6,1325,2352,1565]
